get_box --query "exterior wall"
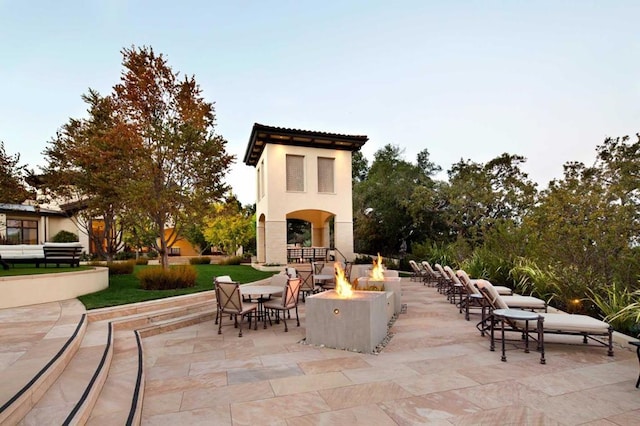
[255,143,355,263]
[0,267,109,309]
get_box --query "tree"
[353,144,435,255]
[442,153,537,247]
[0,141,30,203]
[203,201,255,256]
[351,150,369,183]
[43,90,132,260]
[113,46,235,268]
[525,135,640,305]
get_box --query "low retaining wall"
[0,267,109,309]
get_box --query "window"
[286,155,305,192]
[6,219,38,244]
[317,157,334,193]
[257,161,265,200]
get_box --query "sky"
[2,1,639,205]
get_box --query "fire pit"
[305,262,390,353]
[305,290,388,353]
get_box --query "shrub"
[107,260,136,275]
[114,251,136,260]
[354,254,373,264]
[218,255,243,265]
[135,258,149,265]
[146,250,158,259]
[189,256,212,265]
[52,230,79,242]
[137,265,197,290]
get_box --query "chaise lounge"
[477,279,614,356]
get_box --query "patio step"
[0,301,87,426]
[17,321,113,425]
[1,292,218,425]
[85,298,217,425]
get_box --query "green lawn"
[0,264,93,276]
[77,264,276,309]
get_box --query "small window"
[286,155,305,192]
[317,157,334,193]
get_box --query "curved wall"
[0,267,108,309]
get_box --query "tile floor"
[139,280,640,425]
[1,279,638,425]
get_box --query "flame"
[370,253,385,281]
[334,262,353,298]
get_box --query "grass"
[0,264,93,276]
[77,264,276,309]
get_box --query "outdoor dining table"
[240,285,284,328]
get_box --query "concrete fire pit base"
[305,290,388,353]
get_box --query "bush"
[189,256,212,265]
[137,265,197,290]
[218,255,243,265]
[114,251,136,260]
[354,254,374,264]
[135,258,149,265]
[146,250,158,259]
[107,260,136,275]
[52,230,79,242]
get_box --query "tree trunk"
[158,221,169,269]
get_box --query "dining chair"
[264,277,302,332]
[216,281,258,337]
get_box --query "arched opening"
[257,213,266,263]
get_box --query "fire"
[370,253,385,281]
[334,262,353,298]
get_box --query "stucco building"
[244,123,368,265]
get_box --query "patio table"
[491,308,545,364]
[240,285,284,328]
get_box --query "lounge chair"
[477,279,614,356]
[456,269,512,295]
[409,260,428,283]
[421,261,444,289]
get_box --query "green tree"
[113,46,235,268]
[525,135,640,312]
[203,201,255,256]
[0,141,30,203]
[442,153,537,247]
[351,150,369,183]
[353,144,435,255]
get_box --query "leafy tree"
[353,144,435,255]
[442,153,537,247]
[525,134,640,312]
[203,201,255,256]
[43,90,131,260]
[351,150,369,183]
[0,141,30,203]
[113,46,235,268]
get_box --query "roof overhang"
[243,123,368,167]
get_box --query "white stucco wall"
[0,267,108,309]
[255,144,356,264]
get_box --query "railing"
[287,247,328,263]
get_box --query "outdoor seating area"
[1,273,639,424]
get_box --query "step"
[109,300,214,331]
[86,330,143,426]
[86,301,216,424]
[0,302,86,426]
[17,321,113,425]
[87,291,215,322]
